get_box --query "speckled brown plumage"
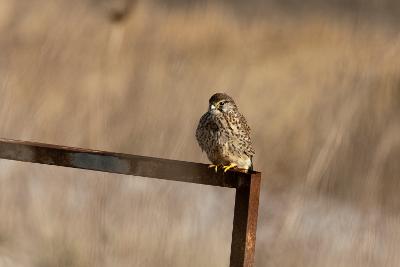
[196,93,254,171]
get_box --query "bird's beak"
[210,104,216,110]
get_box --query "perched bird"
[196,93,255,172]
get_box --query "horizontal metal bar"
[0,138,258,188]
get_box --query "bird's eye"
[220,101,225,106]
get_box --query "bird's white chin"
[209,109,220,115]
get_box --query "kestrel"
[196,93,255,172]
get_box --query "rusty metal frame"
[0,138,261,267]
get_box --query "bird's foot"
[208,164,219,173]
[222,163,237,173]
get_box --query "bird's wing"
[238,113,255,157]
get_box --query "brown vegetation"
[0,0,399,266]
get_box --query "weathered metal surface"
[230,172,261,267]
[0,138,261,266]
[0,138,258,188]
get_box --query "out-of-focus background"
[0,0,399,266]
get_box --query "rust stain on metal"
[0,138,261,267]
[230,172,261,267]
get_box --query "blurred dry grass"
[0,0,400,266]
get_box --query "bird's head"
[208,93,237,114]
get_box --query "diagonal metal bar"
[0,138,261,266]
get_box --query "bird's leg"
[208,164,219,173]
[222,163,237,173]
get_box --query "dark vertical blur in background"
[0,0,399,266]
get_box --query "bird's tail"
[249,156,254,172]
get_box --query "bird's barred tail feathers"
[249,156,254,172]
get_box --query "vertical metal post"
[229,172,261,267]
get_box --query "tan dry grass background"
[0,0,400,266]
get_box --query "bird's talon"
[208,164,219,173]
[222,163,237,173]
